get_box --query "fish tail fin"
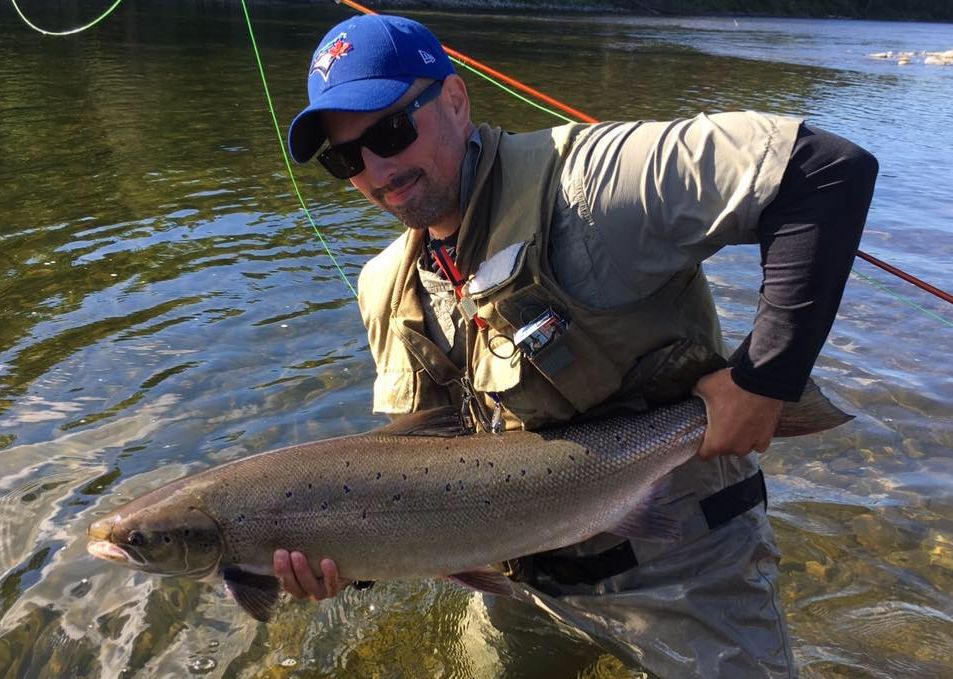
[775,378,853,437]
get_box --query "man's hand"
[693,368,783,459]
[273,550,349,600]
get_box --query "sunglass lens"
[365,112,418,158]
[318,144,363,180]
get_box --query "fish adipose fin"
[608,479,681,543]
[449,568,514,597]
[774,378,854,437]
[376,406,470,438]
[222,567,281,622]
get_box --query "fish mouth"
[87,539,144,566]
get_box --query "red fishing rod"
[335,0,952,308]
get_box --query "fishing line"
[238,0,357,298]
[12,0,951,319]
[9,0,124,36]
[850,268,953,329]
[11,0,358,299]
[334,0,953,319]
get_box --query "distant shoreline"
[358,0,953,23]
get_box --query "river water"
[1,3,951,678]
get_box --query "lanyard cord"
[427,239,488,330]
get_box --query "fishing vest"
[358,123,726,430]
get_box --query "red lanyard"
[428,240,488,330]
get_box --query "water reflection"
[1,3,951,678]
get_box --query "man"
[274,13,877,679]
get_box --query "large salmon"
[87,385,849,621]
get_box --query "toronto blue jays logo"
[310,33,352,81]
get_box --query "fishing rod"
[9,0,952,313]
[335,0,953,310]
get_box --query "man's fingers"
[320,558,341,597]
[275,549,308,599]
[291,551,328,600]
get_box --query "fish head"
[87,497,224,578]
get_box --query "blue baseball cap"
[287,14,455,164]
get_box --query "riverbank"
[368,0,953,22]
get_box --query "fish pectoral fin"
[608,481,682,543]
[222,567,281,623]
[448,568,514,597]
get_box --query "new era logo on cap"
[418,49,435,64]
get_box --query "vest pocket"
[486,282,623,415]
[525,321,622,412]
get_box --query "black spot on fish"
[237,514,245,523]
[362,509,367,520]
[285,491,293,498]
[459,457,466,464]
[505,474,511,482]
[321,501,329,510]
[424,467,429,475]
[273,520,279,526]
[402,473,407,480]
[569,455,576,462]
[520,469,526,476]
[585,449,590,455]
[547,468,553,475]
[614,434,621,442]
[484,500,491,506]
[488,461,495,468]
[308,483,313,489]
[445,483,451,492]
[475,460,480,467]
[393,494,401,502]
[184,529,190,537]
[345,461,351,468]
[343,484,351,494]
[163,535,172,544]
[458,480,464,489]
[376,472,382,480]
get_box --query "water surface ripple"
[0,4,951,678]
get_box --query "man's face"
[320,77,471,235]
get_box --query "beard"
[371,168,459,231]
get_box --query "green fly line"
[850,269,953,329]
[10,0,950,326]
[238,0,357,298]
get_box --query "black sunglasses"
[317,79,445,180]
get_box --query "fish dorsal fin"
[375,406,470,438]
[222,567,281,622]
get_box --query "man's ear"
[441,74,471,127]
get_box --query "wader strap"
[524,470,767,587]
[524,540,639,589]
[700,468,767,530]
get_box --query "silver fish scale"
[192,398,709,580]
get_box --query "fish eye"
[127,531,144,547]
